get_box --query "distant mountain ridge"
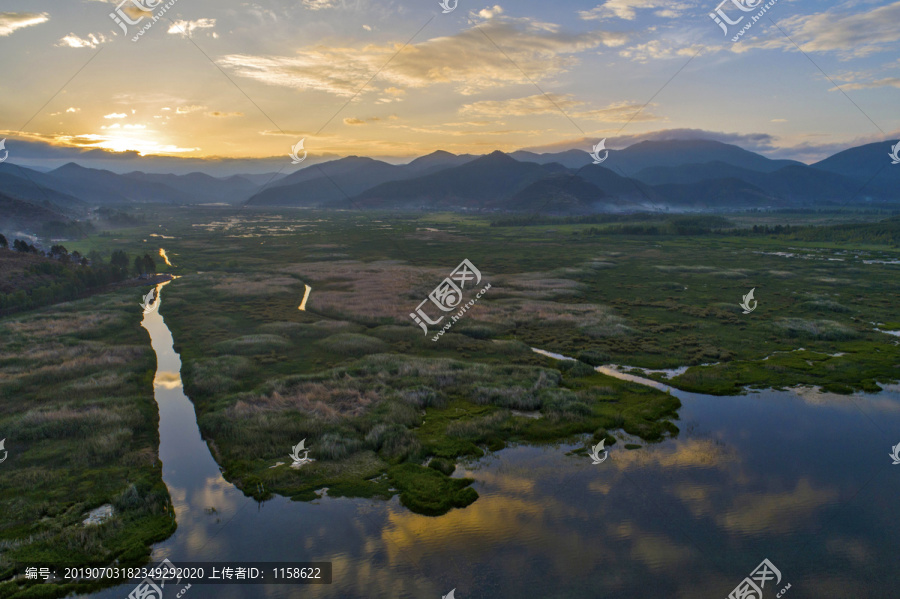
[2,139,898,226]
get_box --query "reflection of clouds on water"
[612,522,697,572]
[792,386,900,413]
[154,371,183,389]
[717,478,838,536]
[610,438,738,471]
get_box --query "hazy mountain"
[607,139,801,174]
[346,151,555,209]
[0,164,89,216]
[651,178,778,208]
[246,152,478,207]
[0,191,74,234]
[247,157,405,206]
[124,171,259,204]
[635,160,871,203]
[510,149,594,169]
[500,174,608,214]
[3,138,897,214]
[577,164,665,203]
[41,163,192,205]
[812,141,900,196]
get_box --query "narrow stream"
[85,282,900,598]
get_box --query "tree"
[13,239,28,252]
[49,245,68,258]
[110,250,129,270]
[0,234,7,248]
[142,254,156,275]
[133,255,144,276]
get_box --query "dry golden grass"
[227,383,379,419]
[212,274,301,296]
[0,344,144,384]
[280,260,616,331]
[1,312,117,336]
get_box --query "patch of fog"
[864,259,900,265]
[149,233,176,239]
[83,504,114,526]
[511,409,542,419]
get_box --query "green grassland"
[2,207,899,597]
[0,290,175,598]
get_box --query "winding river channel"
[86,279,900,599]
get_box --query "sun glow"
[54,132,199,156]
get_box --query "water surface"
[87,281,900,598]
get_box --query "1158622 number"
[273,567,321,579]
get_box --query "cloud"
[104,113,128,119]
[206,111,244,117]
[461,94,662,123]
[219,17,624,96]
[578,0,693,21]
[836,77,900,91]
[477,5,504,19]
[66,107,79,113]
[175,105,207,114]
[46,132,199,155]
[57,33,107,48]
[343,116,384,125]
[0,12,49,36]
[617,40,706,62]
[734,2,900,58]
[301,0,342,9]
[167,18,216,37]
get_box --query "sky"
[0,0,898,166]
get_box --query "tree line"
[0,234,160,313]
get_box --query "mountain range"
[1,139,898,236]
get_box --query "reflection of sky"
[86,285,900,598]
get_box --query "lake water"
[86,281,900,599]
